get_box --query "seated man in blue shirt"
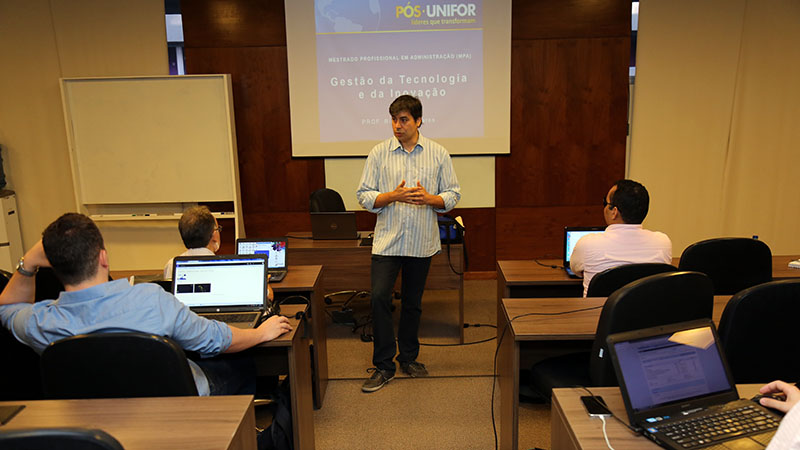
[0,213,292,396]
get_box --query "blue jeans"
[370,255,432,373]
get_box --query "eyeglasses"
[214,225,223,232]
[603,197,615,209]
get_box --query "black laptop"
[171,255,268,328]
[563,226,605,277]
[310,212,359,240]
[607,320,781,449]
[236,237,289,282]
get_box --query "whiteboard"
[61,75,237,205]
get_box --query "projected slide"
[285,0,510,156]
[315,1,483,142]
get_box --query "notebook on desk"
[563,226,605,277]
[171,255,268,328]
[607,320,780,450]
[236,237,288,282]
[310,212,359,240]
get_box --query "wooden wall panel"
[512,0,630,40]
[182,0,286,48]
[496,206,604,260]
[500,37,629,208]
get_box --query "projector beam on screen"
[285,0,510,157]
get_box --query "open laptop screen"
[611,323,733,413]
[172,256,266,309]
[236,238,287,270]
[564,227,605,266]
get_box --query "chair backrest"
[41,332,198,399]
[0,270,43,401]
[309,188,346,212]
[586,263,678,297]
[589,271,714,386]
[678,237,772,295]
[0,428,124,450]
[718,279,800,384]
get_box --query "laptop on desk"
[171,255,268,328]
[607,320,780,450]
[236,237,288,282]
[563,226,605,278]
[310,212,359,240]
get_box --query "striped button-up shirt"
[357,133,461,257]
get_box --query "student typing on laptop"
[163,206,220,280]
[0,213,292,396]
[569,179,672,296]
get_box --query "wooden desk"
[287,232,466,342]
[253,304,314,450]
[497,255,800,301]
[0,395,257,449]
[272,265,327,409]
[497,296,732,450]
[550,384,763,450]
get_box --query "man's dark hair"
[610,179,650,224]
[389,95,422,122]
[42,213,105,286]
[178,206,216,249]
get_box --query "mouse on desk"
[751,393,788,415]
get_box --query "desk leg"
[290,319,315,450]
[497,309,519,450]
[310,276,328,409]
[551,392,579,450]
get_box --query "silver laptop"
[171,255,268,328]
[236,237,288,282]
[310,212,359,240]
[607,320,780,450]
[563,226,605,277]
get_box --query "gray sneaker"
[361,368,395,393]
[400,361,428,377]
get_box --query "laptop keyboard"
[201,312,259,324]
[655,404,779,448]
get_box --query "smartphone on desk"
[581,395,612,417]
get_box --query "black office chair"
[529,271,714,401]
[40,332,198,399]
[585,263,678,297]
[678,237,772,295]
[308,188,374,331]
[0,269,43,401]
[718,279,800,384]
[0,428,124,450]
[310,188,347,213]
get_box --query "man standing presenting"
[570,179,672,296]
[357,95,461,392]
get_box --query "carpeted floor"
[309,279,551,450]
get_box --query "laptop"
[563,226,605,277]
[607,320,781,450]
[236,237,289,282]
[171,255,268,328]
[310,212,359,240]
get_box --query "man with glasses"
[569,179,672,296]
[164,206,223,279]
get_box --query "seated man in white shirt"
[164,206,221,279]
[570,179,672,296]
[758,380,800,449]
